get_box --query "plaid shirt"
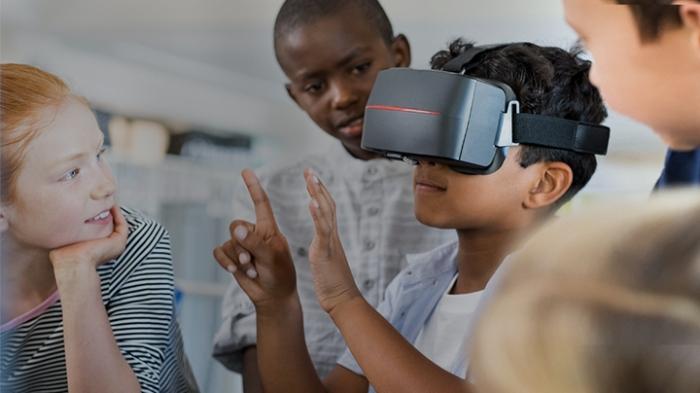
[212,143,454,377]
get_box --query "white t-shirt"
[413,274,484,377]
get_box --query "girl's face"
[2,98,117,251]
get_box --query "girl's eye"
[62,168,80,181]
[97,147,107,161]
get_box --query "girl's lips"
[85,209,112,224]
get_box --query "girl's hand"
[304,169,361,316]
[49,206,128,271]
[213,169,297,314]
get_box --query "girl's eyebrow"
[52,151,89,167]
[52,134,105,167]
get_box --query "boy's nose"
[330,81,358,110]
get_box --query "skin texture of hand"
[49,206,128,271]
[303,169,362,316]
[213,169,298,313]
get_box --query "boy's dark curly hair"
[431,39,608,207]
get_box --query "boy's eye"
[352,62,372,75]
[62,168,80,181]
[303,81,325,94]
[97,147,107,161]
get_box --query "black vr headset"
[361,44,610,175]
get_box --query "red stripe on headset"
[366,105,441,116]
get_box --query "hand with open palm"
[303,169,361,316]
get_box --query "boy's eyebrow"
[333,46,368,69]
[295,46,370,81]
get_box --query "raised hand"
[213,169,297,311]
[304,169,361,316]
[49,206,128,271]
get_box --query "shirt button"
[364,240,376,251]
[368,207,380,216]
[367,166,378,176]
[297,247,307,257]
[362,279,375,291]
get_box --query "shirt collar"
[403,240,460,284]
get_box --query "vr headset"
[361,44,610,175]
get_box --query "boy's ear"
[679,2,700,59]
[391,34,412,68]
[0,206,9,233]
[285,83,300,106]
[523,162,574,210]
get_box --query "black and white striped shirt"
[1,207,199,393]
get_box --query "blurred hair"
[615,0,698,41]
[471,190,700,393]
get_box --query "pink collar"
[1,290,60,333]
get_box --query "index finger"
[111,206,128,236]
[241,169,279,232]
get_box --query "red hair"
[1,64,80,203]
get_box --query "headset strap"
[513,113,610,155]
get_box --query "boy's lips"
[414,177,447,193]
[337,117,363,138]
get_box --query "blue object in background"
[656,149,700,188]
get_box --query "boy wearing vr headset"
[212,0,453,390]
[213,40,609,393]
[562,0,700,187]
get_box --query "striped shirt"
[0,207,199,393]
[212,143,455,377]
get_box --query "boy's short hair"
[615,0,689,41]
[431,40,608,207]
[273,0,394,56]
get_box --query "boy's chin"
[659,133,700,152]
[414,211,454,229]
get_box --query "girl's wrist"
[49,251,92,269]
[53,261,98,288]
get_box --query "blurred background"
[1,0,668,391]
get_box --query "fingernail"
[312,175,320,184]
[234,226,248,241]
[311,199,320,209]
[246,268,258,279]
[239,252,251,265]
[227,264,237,274]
